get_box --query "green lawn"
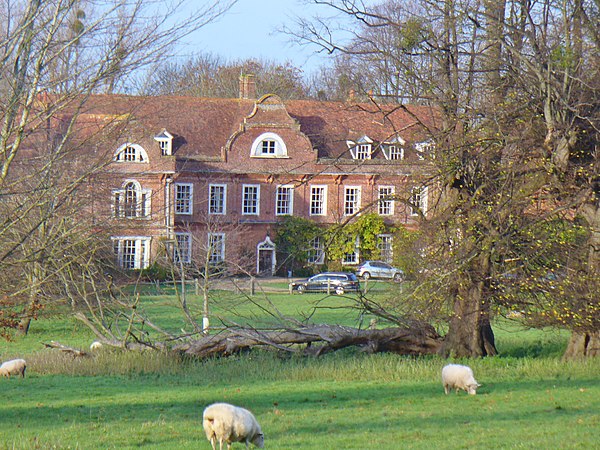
[1,285,599,449]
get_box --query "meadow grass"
[1,285,599,449]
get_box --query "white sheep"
[202,402,264,450]
[90,341,103,350]
[441,364,481,395]
[0,359,27,378]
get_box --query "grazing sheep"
[0,359,27,378]
[90,341,103,350]
[203,402,264,450]
[442,364,480,395]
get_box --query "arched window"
[112,180,151,218]
[250,133,288,158]
[113,143,149,163]
[124,182,138,218]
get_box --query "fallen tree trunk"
[42,341,90,357]
[175,322,442,358]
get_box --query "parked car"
[289,272,361,295]
[356,261,404,282]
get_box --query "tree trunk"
[439,254,498,358]
[563,204,600,359]
[563,331,600,359]
[175,322,442,358]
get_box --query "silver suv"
[356,261,404,282]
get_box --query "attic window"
[154,130,173,156]
[382,136,406,160]
[386,145,404,160]
[347,136,374,160]
[355,144,372,160]
[250,132,288,158]
[114,143,148,163]
[261,140,276,154]
[415,140,435,160]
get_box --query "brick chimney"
[239,74,256,99]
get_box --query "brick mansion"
[72,77,439,275]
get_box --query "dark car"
[356,260,404,282]
[289,272,361,295]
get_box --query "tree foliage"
[294,0,600,358]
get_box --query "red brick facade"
[82,83,438,274]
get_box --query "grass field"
[1,282,599,449]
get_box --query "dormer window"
[356,144,372,159]
[387,145,403,160]
[250,132,288,158]
[154,130,173,156]
[114,143,148,163]
[347,136,373,160]
[382,136,406,160]
[415,140,435,160]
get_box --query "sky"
[176,0,342,75]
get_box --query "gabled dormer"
[250,132,288,158]
[415,140,435,160]
[154,129,173,156]
[347,135,373,160]
[382,135,406,160]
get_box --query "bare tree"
[0,0,237,337]
[142,53,308,100]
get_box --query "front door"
[258,250,273,276]
[256,236,276,276]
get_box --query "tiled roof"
[68,94,439,160]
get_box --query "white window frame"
[208,232,225,264]
[174,232,192,264]
[242,184,260,215]
[112,236,151,269]
[386,145,404,160]
[307,236,325,264]
[378,186,395,216]
[250,132,288,158]
[112,180,152,219]
[175,183,193,215]
[377,234,393,263]
[113,143,149,163]
[344,186,361,216]
[410,186,429,216]
[347,136,373,160]
[415,140,435,160]
[154,130,173,156]
[309,185,327,216]
[209,184,227,215]
[355,144,372,160]
[275,185,294,216]
[342,237,360,265]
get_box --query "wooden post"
[250,277,256,296]
[194,278,199,296]
[327,279,331,295]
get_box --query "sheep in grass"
[0,359,27,378]
[90,341,103,350]
[442,364,481,395]
[203,403,264,450]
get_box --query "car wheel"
[297,285,306,294]
[335,286,345,295]
[362,272,371,280]
[393,273,404,283]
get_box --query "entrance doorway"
[256,236,276,276]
